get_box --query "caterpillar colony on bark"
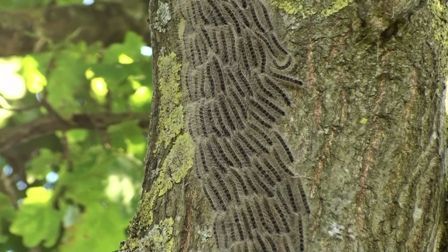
[179,0,309,251]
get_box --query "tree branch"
[0,112,149,153]
[0,2,149,57]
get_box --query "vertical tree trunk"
[121,0,447,251]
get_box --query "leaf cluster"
[0,3,152,249]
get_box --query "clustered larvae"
[179,0,308,251]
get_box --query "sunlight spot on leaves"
[21,56,47,94]
[105,175,135,205]
[2,164,13,176]
[130,86,152,107]
[130,79,141,89]
[26,175,36,185]
[66,129,89,143]
[84,68,95,79]
[23,187,53,205]
[16,180,27,191]
[46,171,59,183]
[0,58,26,99]
[140,46,153,57]
[125,139,146,157]
[83,0,94,5]
[90,77,108,102]
[118,53,134,65]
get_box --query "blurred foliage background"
[0,0,152,251]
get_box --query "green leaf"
[57,0,82,5]
[47,43,98,118]
[61,205,81,228]
[103,32,144,64]
[60,203,129,252]
[129,81,152,109]
[107,121,146,157]
[47,63,84,118]
[1,31,151,251]
[0,194,15,220]
[58,147,109,205]
[10,188,62,248]
[26,149,61,180]
[66,129,89,144]
[21,56,47,94]
[10,205,62,247]
[91,63,140,86]
[0,193,15,243]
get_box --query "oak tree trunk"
[121,0,448,251]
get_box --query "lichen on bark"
[321,0,354,17]
[269,0,353,17]
[142,218,175,251]
[430,0,448,75]
[156,53,184,149]
[121,53,195,251]
[138,52,194,226]
[139,133,194,226]
[153,2,172,33]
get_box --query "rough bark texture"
[122,0,447,251]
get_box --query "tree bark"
[121,0,447,251]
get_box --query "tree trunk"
[121,0,448,251]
